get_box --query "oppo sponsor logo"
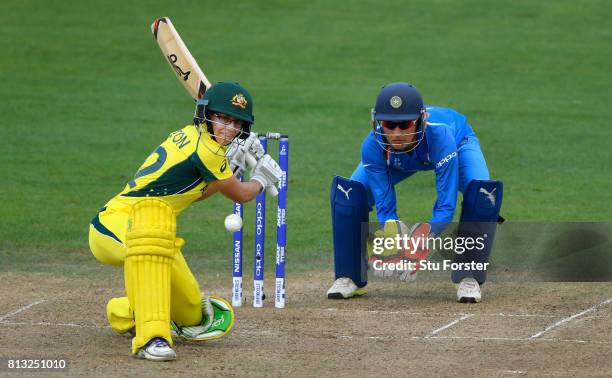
[256,202,264,235]
[255,250,263,276]
[255,202,264,277]
[436,151,457,169]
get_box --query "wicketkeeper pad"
[453,179,503,284]
[330,176,369,287]
[125,198,177,354]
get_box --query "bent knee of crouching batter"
[106,297,134,334]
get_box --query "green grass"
[1,0,611,275]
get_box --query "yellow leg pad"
[125,198,177,354]
[106,297,135,334]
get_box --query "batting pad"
[125,198,177,354]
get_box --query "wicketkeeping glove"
[398,222,432,282]
[368,220,409,278]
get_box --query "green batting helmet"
[203,82,254,124]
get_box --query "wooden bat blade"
[151,17,211,100]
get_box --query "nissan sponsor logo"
[436,151,457,169]
[233,240,241,273]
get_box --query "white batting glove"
[250,154,282,196]
[226,142,247,177]
[246,134,265,160]
[238,132,265,162]
[226,132,266,176]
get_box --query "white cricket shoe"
[327,277,367,299]
[457,277,481,303]
[136,337,177,361]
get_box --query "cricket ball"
[224,213,243,232]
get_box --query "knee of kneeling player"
[106,297,134,334]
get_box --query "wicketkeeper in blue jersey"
[328,82,504,303]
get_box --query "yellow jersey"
[104,125,232,215]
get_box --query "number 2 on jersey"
[128,146,167,189]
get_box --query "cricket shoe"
[327,277,367,299]
[457,277,481,303]
[171,296,235,341]
[136,337,176,361]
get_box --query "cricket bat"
[151,17,211,100]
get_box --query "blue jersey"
[354,106,478,233]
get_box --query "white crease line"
[0,300,46,322]
[479,313,559,318]
[433,336,612,345]
[339,334,612,345]
[324,308,559,318]
[340,335,392,340]
[0,320,110,329]
[2,321,611,345]
[324,308,430,316]
[529,298,612,339]
[429,335,525,342]
[539,338,612,345]
[425,314,474,338]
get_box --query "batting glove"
[250,154,282,196]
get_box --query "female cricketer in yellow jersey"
[88,82,283,361]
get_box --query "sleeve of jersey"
[429,128,459,235]
[189,149,232,183]
[362,137,398,225]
